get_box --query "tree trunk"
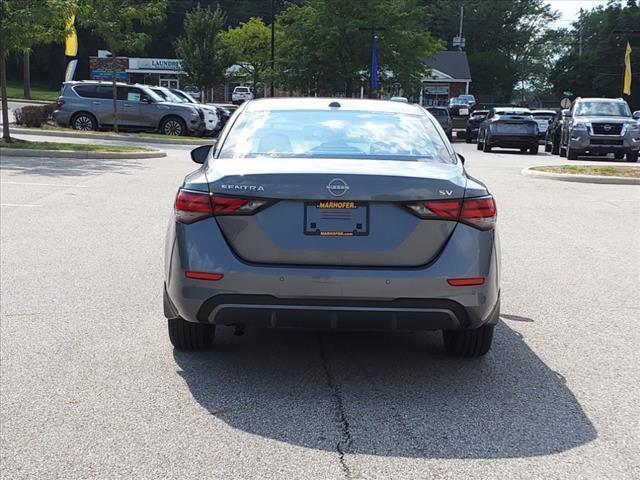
[23,51,31,99]
[1,48,11,142]
[111,55,118,133]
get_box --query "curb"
[522,166,640,185]
[6,98,53,105]
[8,127,216,146]
[0,148,166,159]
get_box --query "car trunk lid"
[207,157,467,267]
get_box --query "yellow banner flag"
[623,42,632,95]
[65,14,78,57]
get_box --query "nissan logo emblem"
[326,178,349,197]
[603,124,612,131]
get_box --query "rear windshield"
[531,112,555,119]
[574,101,630,117]
[235,87,249,92]
[218,110,453,163]
[427,108,448,117]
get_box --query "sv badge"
[439,190,453,196]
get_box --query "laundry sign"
[129,58,182,71]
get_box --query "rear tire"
[168,318,215,350]
[443,324,495,357]
[551,141,560,155]
[71,112,97,131]
[160,116,187,136]
[483,139,492,152]
[567,146,578,160]
[530,145,539,155]
[544,142,551,153]
[477,139,483,150]
[614,152,625,160]
[627,152,639,162]
[559,145,567,157]
[520,147,527,153]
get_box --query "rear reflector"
[174,189,272,224]
[185,271,224,281]
[405,196,496,230]
[447,277,485,286]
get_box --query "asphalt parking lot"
[1,139,639,479]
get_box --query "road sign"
[560,98,572,109]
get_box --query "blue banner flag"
[371,35,378,90]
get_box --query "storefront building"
[89,55,185,88]
[420,51,472,107]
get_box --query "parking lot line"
[0,203,41,207]
[0,181,88,188]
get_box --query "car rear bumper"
[487,134,538,148]
[164,219,501,331]
[52,109,70,127]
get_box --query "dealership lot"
[1,142,639,479]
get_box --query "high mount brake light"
[174,190,271,224]
[405,196,497,230]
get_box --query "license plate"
[304,201,369,236]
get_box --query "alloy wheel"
[163,120,183,135]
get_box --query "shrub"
[14,104,56,128]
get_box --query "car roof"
[494,107,531,113]
[576,97,626,103]
[531,110,556,114]
[245,97,424,115]
[472,110,489,114]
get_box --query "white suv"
[232,86,253,104]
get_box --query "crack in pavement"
[318,335,356,479]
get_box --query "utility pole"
[270,0,275,97]
[452,6,465,50]
[359,26,386,98]
[579,23,583,58]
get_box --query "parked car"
[560,97,640,161]
[149,86,219,136]
[477,107,539,154]
[183,85,201,101]
[458,94,477,108]
[544,109,569,154]
[208,103,240,132]
[53,81,205,136]
[231,86,254,104]
[164,98,500,357]
[426,106,453,140]
[465,109,489,143]
[448,96,471,116]
[530,110,557,141]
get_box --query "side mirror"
[457,153,465,164]
[190,145,213,164]
[633,111,640,120]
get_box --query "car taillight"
[404,196,497,230]
[174,189,271,224]
[56,99,65,107]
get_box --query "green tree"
[0,0,75,141]
[175,4,229,102]
[549,1,640,110]
[219,17,272,94]
[78,0,166,133]
[425,0,558,102]
[276,0,442,97]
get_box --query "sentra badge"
[326,178,349,197]
[220,184,265,192]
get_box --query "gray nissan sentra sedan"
[164,98,500,357]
